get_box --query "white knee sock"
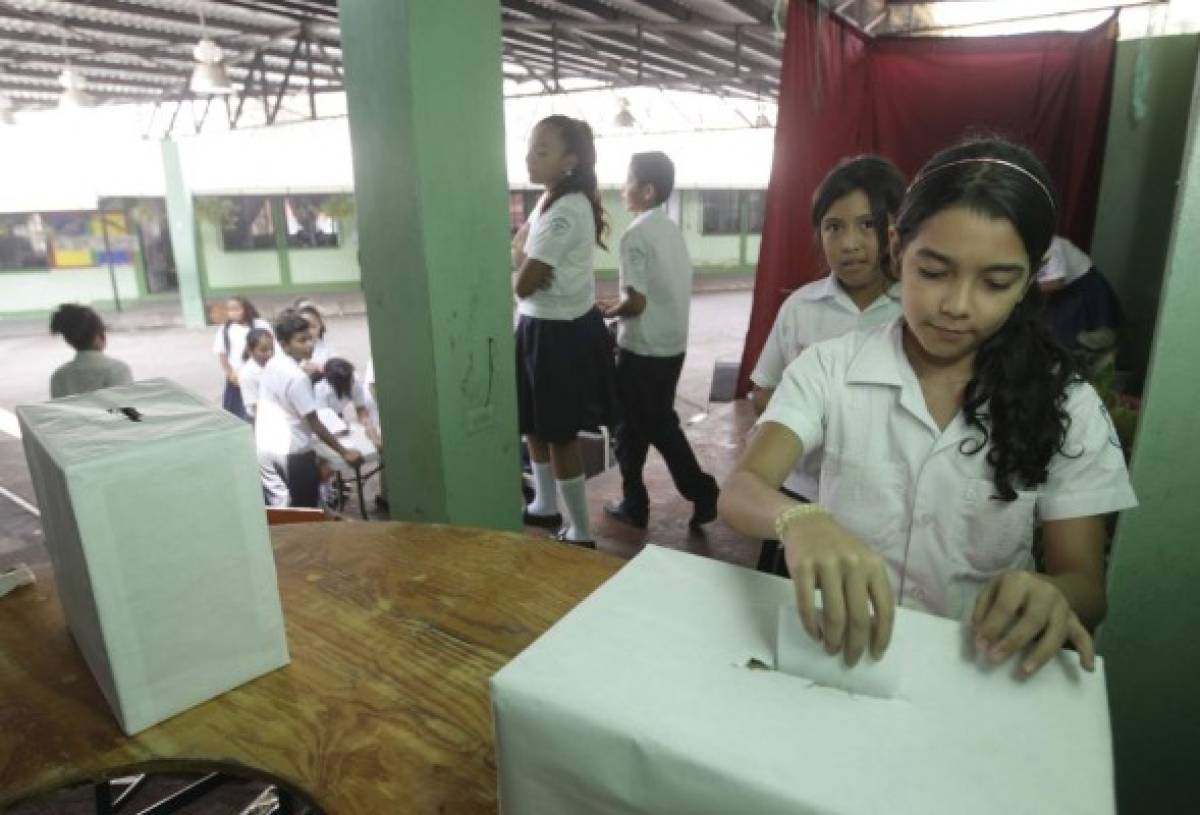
[557,474,591,541]
[527,461,559,516]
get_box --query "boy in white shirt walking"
[602,152,719,529]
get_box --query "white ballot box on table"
[490,545,1114,815]
[17,378,289,735]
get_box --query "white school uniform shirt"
[616,207,693,357]
[238,358,267,418]
[1037,236,1093,286]
[255,353,319,456]
[314,377,369,417]
[212,319,271,360]
[750,275,901,498]
[517,191,596,321]
[761,318,1137,621]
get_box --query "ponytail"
[536,115,608,249]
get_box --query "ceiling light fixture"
[614,97,636,128]
[58,67,94,109]
[190,11,233,95]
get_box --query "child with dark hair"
[749,155,907,572]
[255,310,362,507]
[316,357,380,447]
[238,328,274,422]
[721,138,1136,679]
[295,302,335,376]
[213,296,270,419]
[512,114,618,548]
[600,151,719,530]
[49,303,133,398]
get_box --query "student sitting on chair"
[49,303,133,399]
[313,357,381,509]
[255,311,362,508]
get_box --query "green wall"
[0,265,140,315]
[1100,40,1200,813]
[198,220,283,289]
[1091,34,1200,392]
[288,215,359,285]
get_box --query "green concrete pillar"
[339,0,520,530]
[160,140,206,328]
[1100,50,1200,813]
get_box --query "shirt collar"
[630,206,664,229]
[844,317,906,387]
[797,275,900,314]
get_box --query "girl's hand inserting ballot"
[782,513,896,668]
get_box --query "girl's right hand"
[226,371,239,386]
[782,513,895,666]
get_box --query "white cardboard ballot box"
[490,545,1114,815]
[17,378,290,735]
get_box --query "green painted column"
[160,140,206,328]
[339,0,520,530]
[1100,48,1200,813]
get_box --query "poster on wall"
[46,212,137,269]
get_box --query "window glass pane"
[285,194,342,248]
[744,190,767,235]
[211,196,275,251]
[0,213,50,270]
[701,190,739,235]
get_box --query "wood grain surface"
[0,521,622,813]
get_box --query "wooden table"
[0,522,623,813]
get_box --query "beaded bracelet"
[773,503,831,541]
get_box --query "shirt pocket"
[958,478,1037,574]
[818,453,907,557]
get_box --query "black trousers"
[286,450,320,508]
[614,349,717,513]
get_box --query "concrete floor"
[0,283,760,575]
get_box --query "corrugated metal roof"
[0,0,784,119]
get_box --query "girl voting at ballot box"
[720,138,1137,678]
[255,311,362,508]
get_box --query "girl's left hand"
[972,571,1095,677]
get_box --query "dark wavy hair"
[812,154,907,278]
[536,115,608,249]
[892,137,1077,500]
[50,303,105,351]
[324,357,355,401]
[225,295,260,327]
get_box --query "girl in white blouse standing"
[512,115,618,548]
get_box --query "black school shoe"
[603,500,649,529]
[523,508,563,529]
[689,488,720,530]
[554,528,596,549]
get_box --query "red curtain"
[738,1,1117,394]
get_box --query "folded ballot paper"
[17,379,289,735]
[491,545,1114,815]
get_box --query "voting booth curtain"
[738,0,1118,393]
